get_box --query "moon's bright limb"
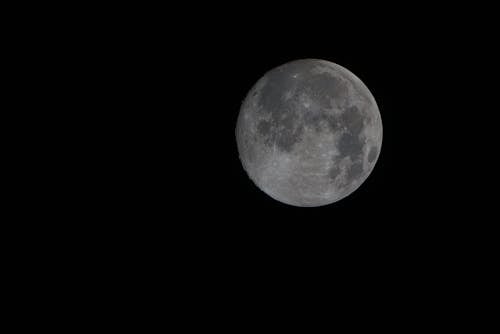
[236,59,382,207]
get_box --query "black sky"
[89,3,496,282]
[4,3,497,326]
[17,3,494,321]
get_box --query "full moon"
[236,59,382,207]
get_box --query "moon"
[236,59,382,207]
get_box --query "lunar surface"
[236,59,382,207]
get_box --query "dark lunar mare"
[253,59,371,186]
[328,166,341,180]
[300,72,346,109]
[346,161,364,181]
[257,79,298,151]
[368,146,378,163]
[337,120,365,160]
[256,60,352,153]
[328,105,367,183]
